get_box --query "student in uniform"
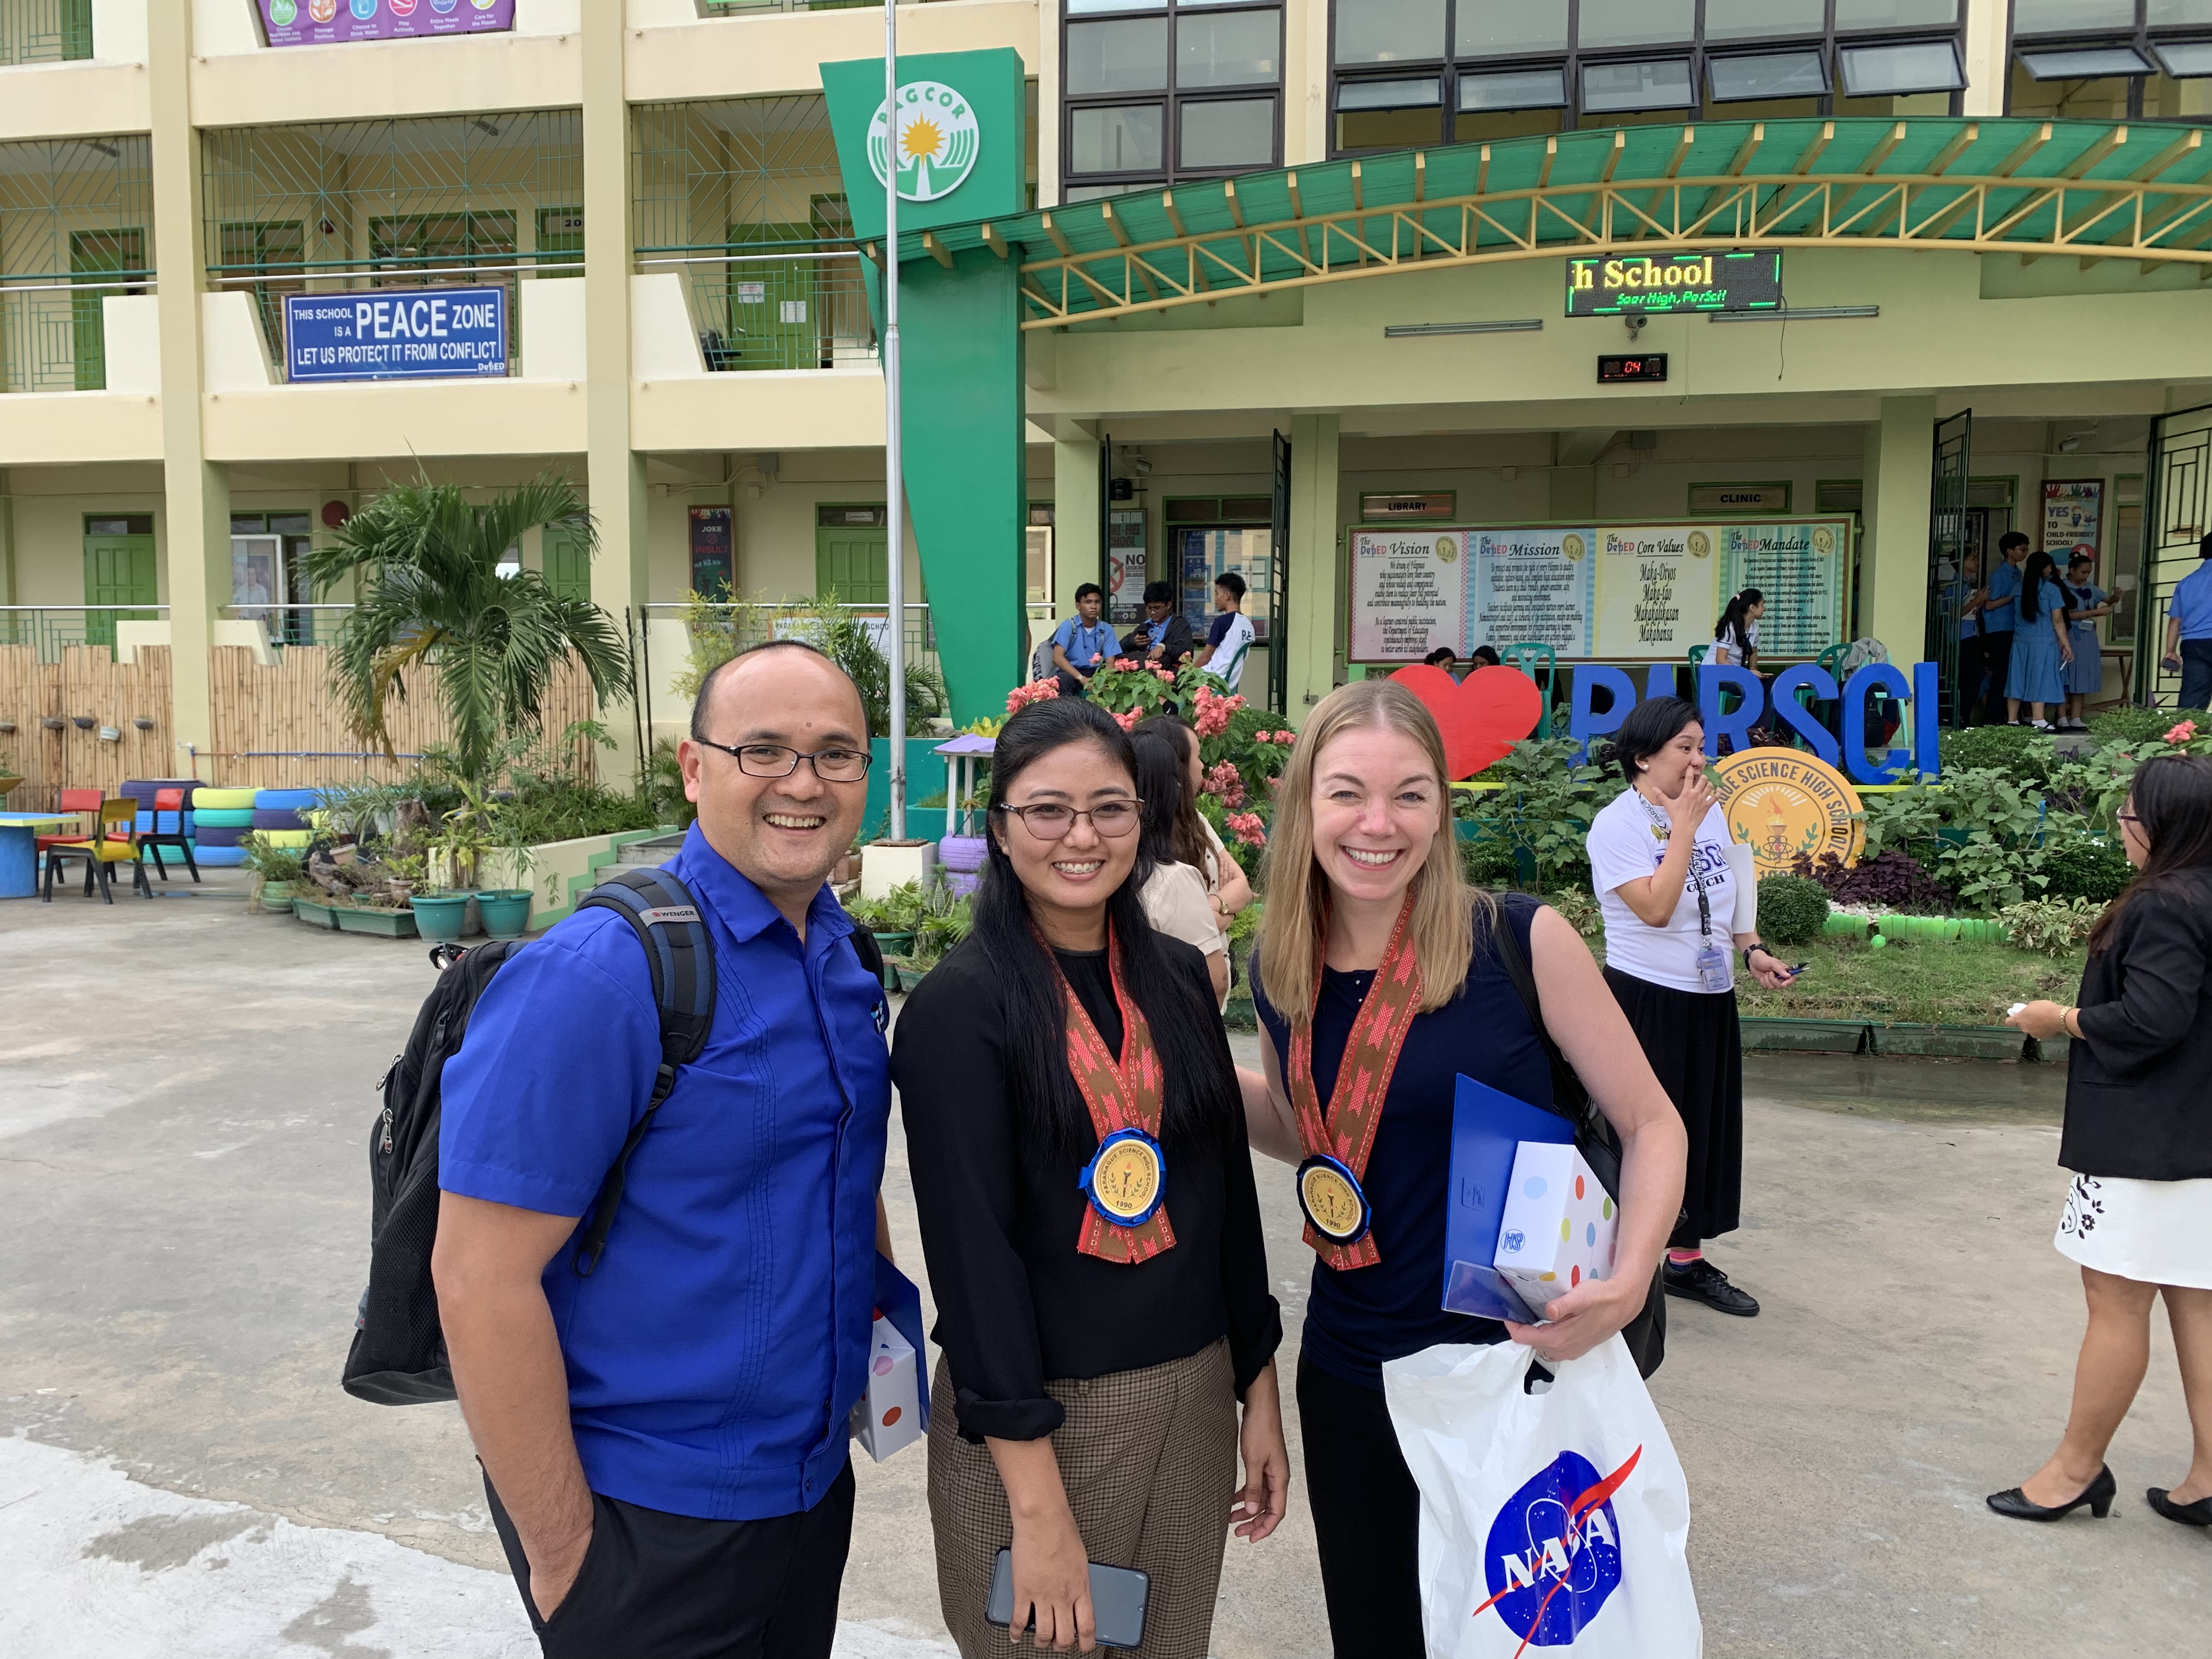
[1195,572,1257,691]
[894,696,1287,1659]
[2059,552,2113,731]
[2160,532,2212,712]
[1979,532,2029,725]
[1240,679,1685,1657]
[1123,581,1197,672]
[1049,582,1120,699]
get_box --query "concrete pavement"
[2,883,2206,1655]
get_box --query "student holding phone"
[1587,698,1799,1321]
[893,696,1287,1657]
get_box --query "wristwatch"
[1740,943,1772,969]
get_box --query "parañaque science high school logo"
[1475,1447,1640,1646]
[867,81,981,204]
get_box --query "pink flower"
[1202,760,1246,809]
[1151,665,1176,683]
[1111,708,1140,732]
[2166,720,2198,743]
[1111,657,1140,672]
[1006,678,1061,713]
[1225,811,1268,848]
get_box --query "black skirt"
[1604,965,1743,1247]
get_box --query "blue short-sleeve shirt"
[438,822,891,1521]
[2171,562,2212,642]
[1982,560,2022,634]
[1052,616,1117,672]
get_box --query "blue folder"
[1441,1074,1576,1323]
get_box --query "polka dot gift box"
[1492,1142,1620,1319]
[849,1311,923,1463]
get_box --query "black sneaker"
[1663,1259,1760,1317]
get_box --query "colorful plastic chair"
[42,799,153,902]
[139,786,200,883]
[34,788,104,856]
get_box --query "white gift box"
[850,1313,923,1462]
[1491,1142,1618,1319]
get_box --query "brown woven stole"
[1286,894,1425,1269]
[1053,929,1176,1265]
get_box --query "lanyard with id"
[1640,794,1732,992]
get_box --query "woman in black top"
[1993,755,2212,1527]
[894,697,1286,1658]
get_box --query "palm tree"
[302,472,630,787]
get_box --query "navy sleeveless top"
[1252,892,1554,1389]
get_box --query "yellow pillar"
[1861,395,1937,658]
[583,0,647,777]
[1052,432,1099,622]
[147,2,227,767]
[1287,413,1341,723]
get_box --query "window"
[1329,0,1965,155]
[1063,2,1281,199]
[2007,0,2212,118]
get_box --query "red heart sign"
[1387,664,1545,780]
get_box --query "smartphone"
[987,1548,1149,1652]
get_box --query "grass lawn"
[1731,931,2087,1028]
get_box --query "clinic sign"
[259,1,515,47]
[1566,250,1783,317]
[283,287,507,382]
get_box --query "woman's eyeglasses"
[997,800,1143,839]
[695,740,873,782]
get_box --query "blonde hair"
[1257,679,1488,1020]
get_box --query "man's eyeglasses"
[696,740,872,782]
[997,800,1143,839]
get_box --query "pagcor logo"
[867,81,981,204]
[1475,1447,1639,1646]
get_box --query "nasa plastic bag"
[1383,1335,1700,1658]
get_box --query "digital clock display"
[1598,354,1669,383]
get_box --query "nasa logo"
[1476,1447,1639,1644]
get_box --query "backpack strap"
[847,922,885,990]
[1487,904,1596,1136]
[570,867,717,1276]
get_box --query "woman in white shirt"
[1709,588,1764,669]
[1137,714,1255,942]
[1587,696,1798,1319]
[1132,725,1232,1008]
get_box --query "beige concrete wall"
[626,1,1039,103]
[0,396,164,466]
[199,292,273,392]
[630,368,883,452]
[0,0,150,142]
[200,380,587,462]
[2,472,165,605]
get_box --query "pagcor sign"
[283,286,507,382]
[1566,250,1783,317]
[259,1,516,48]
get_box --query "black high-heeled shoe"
[2147,1487,2212,1526]
[1986,1465,2116,1522]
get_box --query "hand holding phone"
[988,1549,1148,1651]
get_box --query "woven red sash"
[1286,894,1425,1269]
[1054,929,1176,1265]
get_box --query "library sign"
[1566,250,1784,317]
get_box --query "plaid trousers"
[926,1338,1238,1659]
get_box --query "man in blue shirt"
[1952,548,1987,725]
[433,639,890,1658]
[1048,579,1118,697]
[2163,532,2212,710]
[1977,531,2028,725]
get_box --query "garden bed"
[1733,930,2085,1031]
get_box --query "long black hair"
[2089,754,2212,955]
[970,696,1236,1158]
[2020,551,2059,622]
[1598,696,1702,783]
[1132,714,1210,872]
[1714,587,1763,650]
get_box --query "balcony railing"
[0,0,92,65]
[639,249,876,373]
[0,275,150,393]
[218,603,354,648]
[0,605,166,662]
[644,600,937,677]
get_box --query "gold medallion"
[1091,1136,1163,1223]
[1299,1162,1367,1242]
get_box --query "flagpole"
[882,0,907,841]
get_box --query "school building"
[3,0,2211,787]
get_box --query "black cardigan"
[2060,871,2212,1180]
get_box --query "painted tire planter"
[193,808,257,829]
[191,788,257,811]
[252,788,320,812]
[411,893,471,943]
[251,808,309,831]
[938,834,989,872]
[336,903,420,939]
[476,889,533,941]
[193,846,247,867]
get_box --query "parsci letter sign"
[1566,250,1783,317]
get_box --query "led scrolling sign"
[1566,250,1784,317]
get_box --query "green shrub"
[1544,885,1604,939]
[2038,836,2134,904]
[1998,897,2100,956]
[2086,707,2170,744]
[1757,873,1831,945]
[1937,724,2056,784]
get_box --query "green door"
[543,524,592,602]
[83,530,157,649]
[815,527,889,606]
[70,229,144,392]
[726,222,820,371]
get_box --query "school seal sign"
[1712,750,1864,879]
[867,81,981,204]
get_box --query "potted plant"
[240,832,307,915]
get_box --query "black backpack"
[1490,911,1667,1381]
[341,869,886,1406]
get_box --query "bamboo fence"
[0,644,599,808]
